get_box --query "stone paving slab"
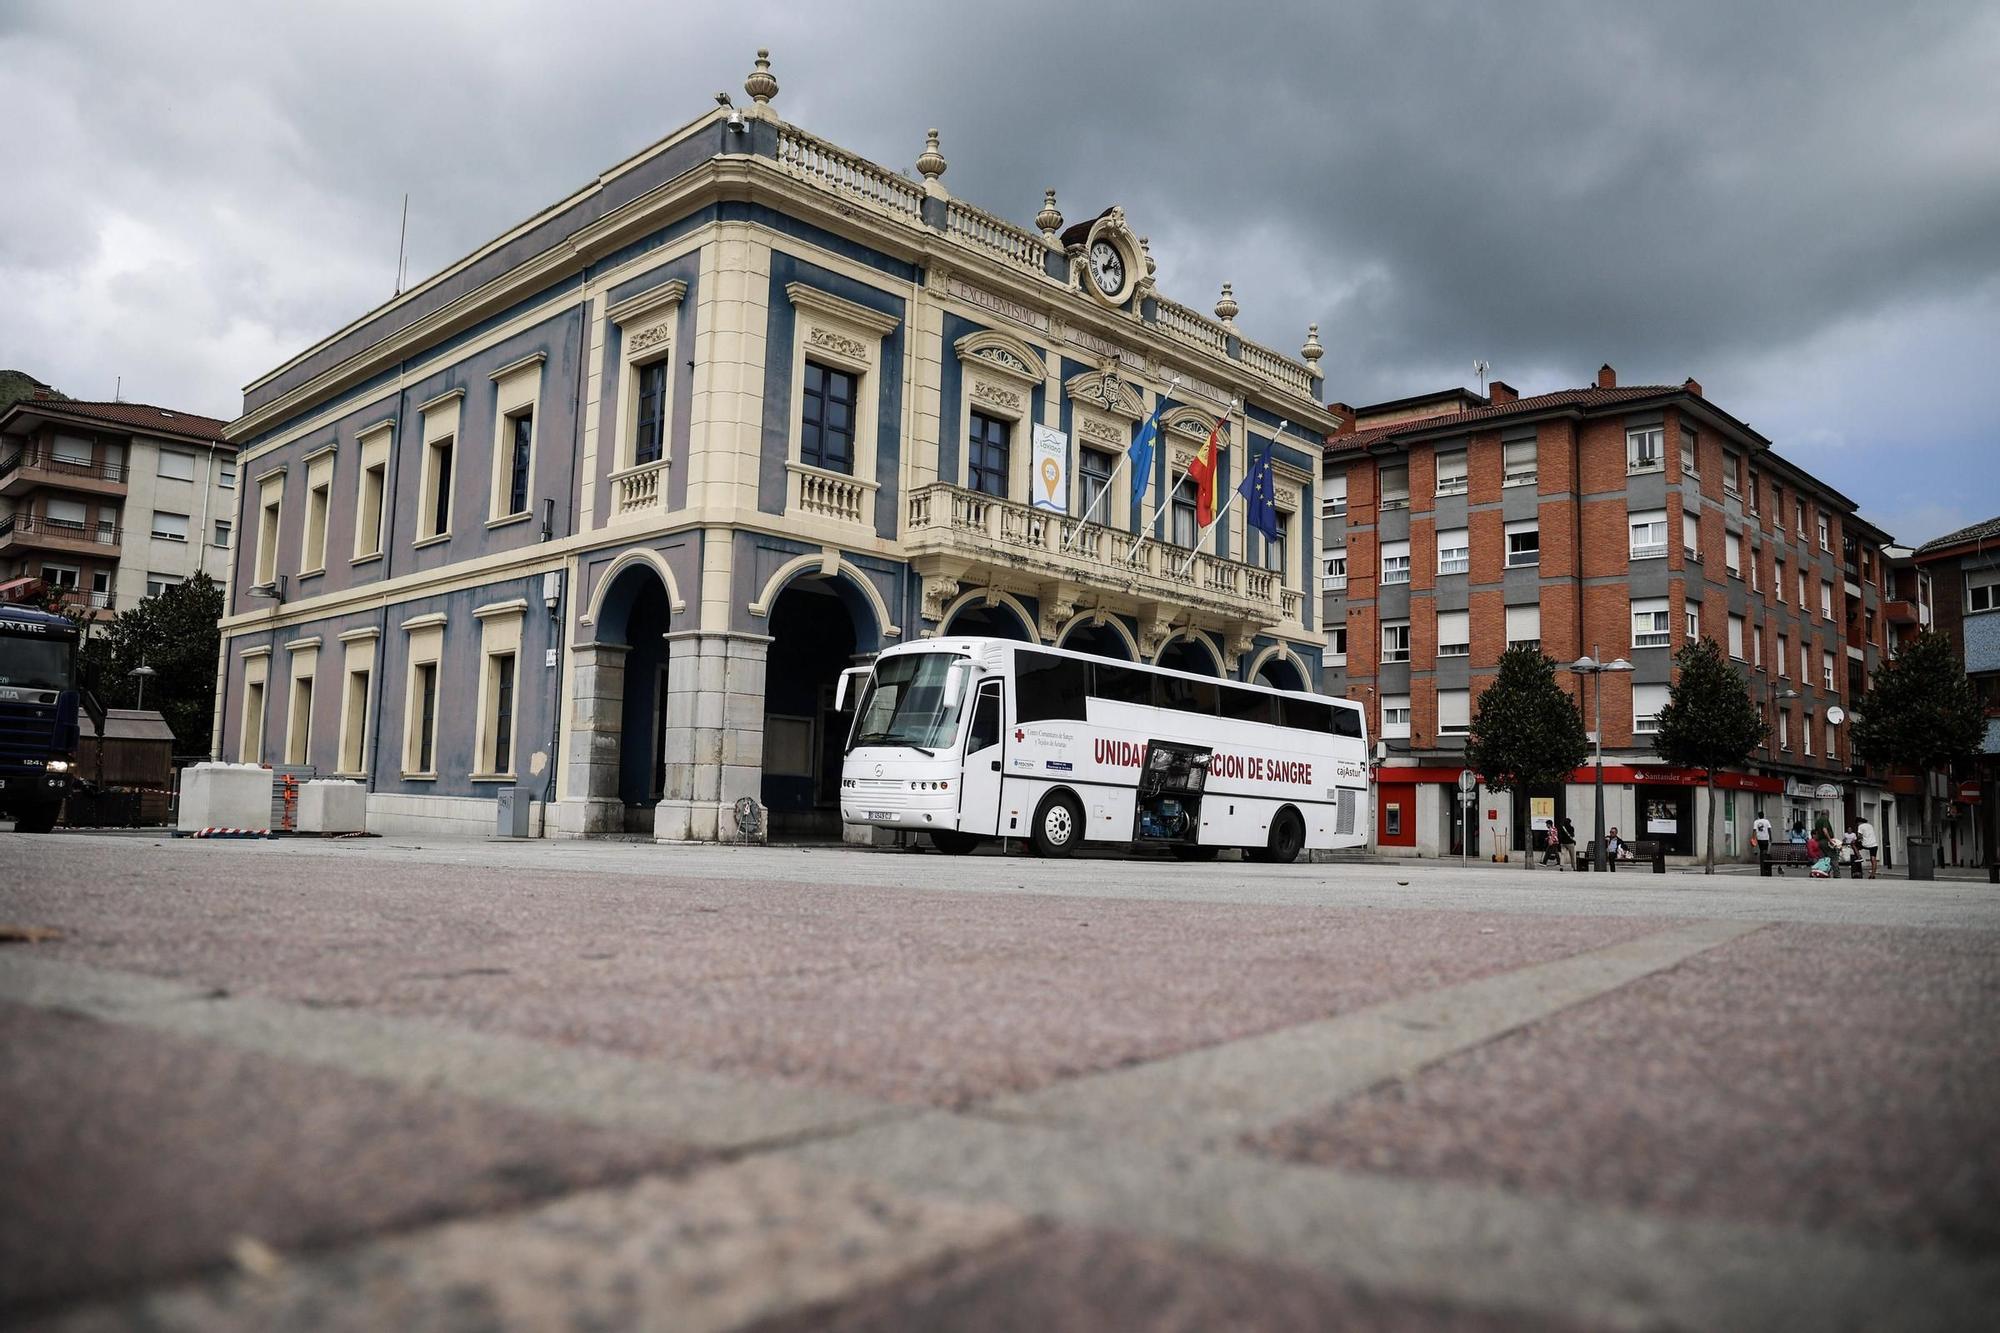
[1253,922,2000,1256]
[0,1001,706,1318]
[33,1157,1026,1333]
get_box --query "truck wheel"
[1030,791,1083,858]
[13,804,58,834]
[930,829,978,855]
[1262,810,1305,865]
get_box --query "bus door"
[956,678,1005,835]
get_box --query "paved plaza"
[2,832,1997,1330]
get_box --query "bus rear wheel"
[1248,810,1304,865]
[930,829,979,855]
[1030,791,1083,858]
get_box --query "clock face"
[1088,239,1126,296]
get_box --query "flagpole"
[1125,470,1191,566]
[1060,375,1176,555]
[1173,418,1286,578]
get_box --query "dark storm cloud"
[4,0,1995,540]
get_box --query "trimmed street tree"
[1465,646,1588,864]
[82,574,226,755]
[1851,629,1984,849]
[1651,636,1766,874]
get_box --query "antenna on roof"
[395,193,409,296]
[1472,359,1490,394]
[114,375,122,402]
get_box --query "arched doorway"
[941,596,1035,642]
[1254,655,1308,692]
[1057,618,1133,660]
[587,560,675,832]
[1157,632,1221,677]
[761,572,876,840]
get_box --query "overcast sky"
[4,0,1996,544]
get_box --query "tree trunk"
[1705,772,1717,875]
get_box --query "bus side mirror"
[834,667,866,712]
[942,664,966,709]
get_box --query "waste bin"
[496,786,532,838]
[1905,837,1934,881]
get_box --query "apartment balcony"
[903,481,1305,637]
[0,512,123,558]
[0,446,129,499]
[1883,598,1920,626]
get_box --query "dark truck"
[0,605,89,833]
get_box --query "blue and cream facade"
[212,55,1338,839]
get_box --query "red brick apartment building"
[1319,366,1901,860]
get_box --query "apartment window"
[1747,472,1760,513]
[1320,550,1347,591]
[1437,528,1468,574]
[1630,510,1668,560]
[1080,447,1114,521]
[488,654,516,774]
[240,665,267,765]
[402,617,445,777]
[1503,438,1537,487]
[1682,509,1700,559]
[1723,451,1742,496]
[1505,603,1540,651]
[1679,426,1698,476]
[1817,513,1830,550]
[151,510,189,542]
[1438,689,1470,736]
[158,449,196,481]
[219,462,237,488]
[1633,598,1670,649]
[1968,569,2000,613]
[967,410,1009,498]
[1685,601,1701,641]
[1259,509,1287,574]
[44,497,86,532]
[1627,426,1664,471]
[1804,711,1814,756]
[1819,579,1833,620]
[302,449,333,573]
[1775,553,1786,602]
[1778,632,1791,677]
[286,664,315,767]
[40,564,79,591]
[1634,683,1670,735]
[1797,569,1808,607]
[1437,610,1469,657]
[1778,708,1791,751]
[1753,623,1764,668]
[145,572,182,599]
[1750,545,1761,591]
[612,347,659,466]
[213,519,232,548]
[354,432,390,560]
[422,437,454,539]
[1382,621,1411,663]
[1795,499,1806,536]
[1382,694,1412,739]
[414,663,438,773]
[259,479,288,584]
[1826,719,1839,762]
[1322,473,1347,518]
[1381,540,1411,585]
[1728,613,1746,659]
[1434,449,1468,495]
[1799,642,1810,683]
[1725,531,1742,577]
[1177,485,1202,551]
[1329,625,1347,665]
[1379,464,1409,509]
[800,361,857,474]
[1505,520,1539,568]
[339,666,371,775]
[1822,650,1835,691]
[504,408,534,516]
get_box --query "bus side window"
[968,682,1001,753]
[1222,685,1275,724]
[1280,696,1333,731]
[1330,706,1364,739]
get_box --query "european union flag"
[1238,436,1281,541]
[1128,403,1164,508]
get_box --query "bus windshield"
[847,652,966,753]
[0,632,75,691]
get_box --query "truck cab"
[0,606,84,833]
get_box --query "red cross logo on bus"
[1014,728,1025,742]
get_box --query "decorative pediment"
[953,330,1046,385]
[1164,406,1220,440]
[1064,369,1146,421]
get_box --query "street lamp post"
[129,662,157,710]
[1568,645,1634,873]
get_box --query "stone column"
[655,630,771,843]
[554,641,628,837]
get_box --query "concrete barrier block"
[298,780,367,834]
[177,763,274,832]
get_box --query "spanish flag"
[1187,421,1226,526]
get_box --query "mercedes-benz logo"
[874,764,884,778]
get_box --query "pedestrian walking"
[1559,815,1578,871]
[1857,818,1880,878]
[1540,822,1563,867]
[1753,811,1773,871]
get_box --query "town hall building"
[211,51,1338,839]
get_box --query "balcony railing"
[0,446,128,485]
[0,512,123,547]
[903,481,1306,624]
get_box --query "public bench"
[1582,838,1667,873]
[1758,843,1814,876]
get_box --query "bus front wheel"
[930,829,979,855]
[1030,791,1083,858]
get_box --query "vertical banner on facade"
[1031,424,1068,513]
[1530,796,1555,831]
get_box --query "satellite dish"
[1826,706,1845,725]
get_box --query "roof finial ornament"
[1301,323,1324,374]
[744,48,778,105]
[1214,282,1239,326]
[1036,188,1063,238]
[1139,236,1156,277]
[916,128,947,182]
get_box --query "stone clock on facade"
[1064,207,1147,309]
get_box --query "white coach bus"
[838,636,1369,862]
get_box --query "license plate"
[864,810,895,821]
